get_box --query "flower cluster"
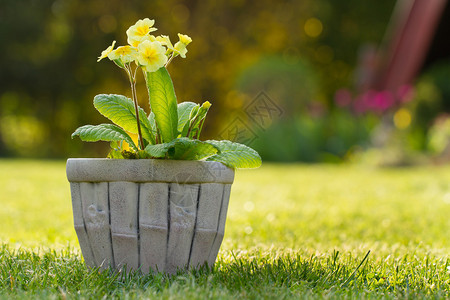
[72,18,262,169]
[97,18,192,72]
[334,85,415,115]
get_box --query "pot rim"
[66,158,235,184]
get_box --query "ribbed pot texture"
[66,158,235,274]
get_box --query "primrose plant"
[72,18,261,169]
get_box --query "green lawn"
[1,159,450,298]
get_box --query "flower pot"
[66,158,234,274]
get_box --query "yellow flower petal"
[137,40,168,72]
[174,41,187,58]
[177,33,192,45]
[156,35,173,50]
[202,101,211,109]
[172,34,192,58]
[97,40,116,62]
[126,18,157,47]
[108,46,137,63]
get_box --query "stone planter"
[66,158,234,274]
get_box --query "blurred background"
[1,0,449,165]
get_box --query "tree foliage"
[0,0,395,158]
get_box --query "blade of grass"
[341,250,371,287]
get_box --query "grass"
[1,159,450,298]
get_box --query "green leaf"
[110,140,122,151]
[71,124,138,151]
[145,67,178,143]
[205,140,262,169]
[181,104,199,137]
[107,149,124,159]
[177,102,197,134]
[148,112,157,133]
[137,150,151,159]
[170,138,218,160]
[144,142,173,158]
[93,94,155,145]
[108,141,125,158]
[189,105,200,120]
[148,112,161,143]
[186,101,211,139]
[144,137,218,160]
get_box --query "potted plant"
[66,18,261,275]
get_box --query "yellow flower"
[137,40,168,72]
[97,40,116,62]
[173,42,187,58]
[201,101,211,109]
[173,33,192,58]
[107,46,137,64]
[178,33,192,45]
[126,18,158,47]
[156,35,174,51]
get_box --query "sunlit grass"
[0,160,75,247]
[1,159,450,298]
[226,163,450,254]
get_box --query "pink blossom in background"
[340,85,414,115]
[373,90,394,111]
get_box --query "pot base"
[67,159,234,274]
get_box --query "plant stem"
[165,53,175,67]
[127,65,145,150]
